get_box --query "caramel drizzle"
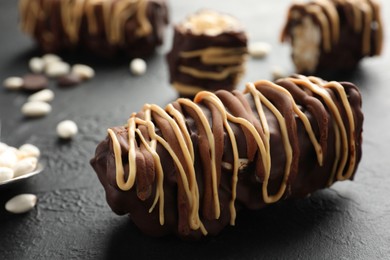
[290,75,356,183]
[179,65,245,81]
[107,76,358,235]
[177,47,247,83]
[180,47,248,65]
[305,3,338,52]
[282,0,383,55]
[19,0,42,35]
[172,82,207,97]
[19,0,152,45]
[174,47,247,94]
[313,0,340,44]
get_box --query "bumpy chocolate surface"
[280,0,383,74]
[19,0,169,58]
[166,10,247,97]
[90,75,363,239]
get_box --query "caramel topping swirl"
[106,75,360,235]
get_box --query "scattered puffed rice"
[18,144,41,158]
[29,57,45,73]
[0,167,14,182]
[42,53,61,65]
[72,64,95,80]
[3,77,24,90]
[248,41,272,59]
[0,142,41,182]
[13,157,38,178]
[271,65,287,80]
[45,61,70,78]
[5,194,37,214]
[28,89,54,102]
[56,120,78,139]
[0,142,8,153]
[0,148,18,168]
[21,101,52,117]
[130,58,147,76]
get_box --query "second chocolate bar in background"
[167,10,248,97]
[280,0,383,75]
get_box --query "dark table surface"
[1,0,390,259]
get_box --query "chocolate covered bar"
[90,75,363,239]
[19,0,169,58]
[166,10,248,97]
[280,0,383,74]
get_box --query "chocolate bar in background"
[280,0,383,75]
[90,75,363,239]
[19,0,169,58]
[167,10,248,97]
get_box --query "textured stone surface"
[0,0,390,258]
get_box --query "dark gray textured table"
[1,1,390,259]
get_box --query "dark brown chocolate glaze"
[90,75,363,239]
[166,10,248,97]
[19,0,169,58]
[280,0,383,74]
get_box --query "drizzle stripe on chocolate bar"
[179,65,245,81]
[289,75,356,184]
[174,46,247,91]
[106,75,358,235]
[180,47,247,65]
[19,0,152,45]
[172,83,206,97]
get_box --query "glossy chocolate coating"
[90,75,363,239]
